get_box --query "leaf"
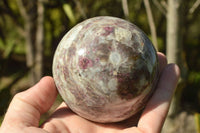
[63,4,77,25]
[3,42,16,59]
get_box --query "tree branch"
[144,0,158,51]
[152,0,167,16]
[189,0,200,14]
[161,0,168,11]
[35,0,44,81]
[122,0,129,19]
[73,0,87,19]
[16,0,29,22]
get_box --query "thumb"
[1,76,58,128]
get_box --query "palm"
[41,103,142,133]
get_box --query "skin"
[0,52,180,133]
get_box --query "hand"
[0,52,180,133]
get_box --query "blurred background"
[0,0,200,132]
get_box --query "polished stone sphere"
[53,16,158,123]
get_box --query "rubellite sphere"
[53,16,158,123]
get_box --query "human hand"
[0,52,180,133]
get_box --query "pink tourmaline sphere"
[53,16,158,123]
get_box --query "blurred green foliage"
[195,113,200,133]
[0,0,200,129]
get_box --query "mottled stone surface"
[53,16,158,123]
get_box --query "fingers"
[157,52,167,73]
[137,64,180,133]
[1,76,58,128]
